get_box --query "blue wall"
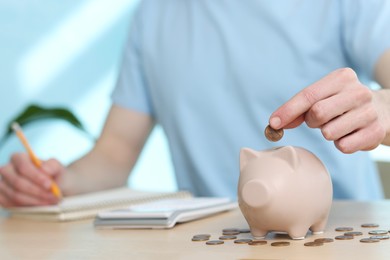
[1,1,388,195]
[0,0,177,192]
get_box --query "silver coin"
[344,231,363,236]
[219,235,237,240]
[248,240,267,246]
[234,239,252,244]
[192,236,209,242]
[206,240,224,245]
[368,230,388,235]
[360,238,380,243]
[370,235,390,240]
[335,235,354,240]
[361,223,379,228]
[222,228,240,233]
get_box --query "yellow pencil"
[11,122,62,199]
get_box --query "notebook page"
[6,188,192,214]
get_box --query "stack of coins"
[191,234,211,242]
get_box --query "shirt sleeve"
[341,0,390,80]
[111,3,154,116]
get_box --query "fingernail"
[270,116,281,128]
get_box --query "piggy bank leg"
[310,218,328,234]
[250,228,268,239]
[287,227,309,240]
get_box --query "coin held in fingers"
[264,125,284,142]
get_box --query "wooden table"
[1,201,390,260]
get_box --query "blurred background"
[0,0,389,195]
[0,0,177,192]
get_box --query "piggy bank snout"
[241,180,271,208]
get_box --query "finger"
[305,84,372,129]
[334,122,386,153]
[1,164,57,202]
[11,153,53,190]
[270,68,357,129]
[305,94,350,129]
[40,158,64,178]
[0,181,49,206]
[283,115,305,129]
[321,104,378,141]
[0,193,12,208]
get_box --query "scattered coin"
[264,125,284,142]
[192,236,210,242]
[222,228,240,233]
[193,234,211,238]
[335,235,354,240]
[304,241,324,247]
[361,223,379,228]
[360,238,380,243]
[248,240,267,246]
[206,240,224,245]
[239,228,251,233]
[368,230,388,235]
[192,234,211,241]
[219,235,237,240]
[370,235,390,240]
[223,231,240,236]
[270,241,290,247]
[344,231,363,236]
[314,238,334,243]
[335,227,353,232]
[234,239,253,244]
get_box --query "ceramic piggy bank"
[238,146,332,240]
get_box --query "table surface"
[1,201,390,260]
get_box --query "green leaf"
[0,104,93,148]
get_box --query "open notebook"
[4,188,192,222]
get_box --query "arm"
[269,48,390,154]
[59,105,155,196]
[373,49,390,145]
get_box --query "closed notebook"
[94,197,238,229]
[4,188,192,222]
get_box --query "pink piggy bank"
[238,146,333,240]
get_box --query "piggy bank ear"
[273,146,299,170]
[240,148,259,171]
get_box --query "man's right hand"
[0,153,64,207]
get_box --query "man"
[1,0,390,206]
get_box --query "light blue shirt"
[112,0,390,200]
